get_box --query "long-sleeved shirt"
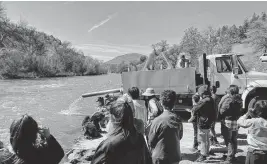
[148,110,183,164]
[133,100,147,124]
[237,114,267,151]
[147,98,162,123]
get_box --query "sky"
[2,1,267,61]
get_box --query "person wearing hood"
[218,85,242,163]
[148,90,183,164]
[91,98,152,164]
[237,100,267,164]
[190,85,216,162]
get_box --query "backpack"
[150,97,164,117]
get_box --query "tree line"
[0,3,108,79]
[117,12,267,72]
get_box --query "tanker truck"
[83,53,267,112]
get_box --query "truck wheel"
[247,96,267,116]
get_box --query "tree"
[261,12,267,21]
[250,13,260,24]
[180,27,203,67]
[139,55,147,63]
[0,2,5,21]
[243,20,267,53]
[117,61,128,73]
[202,26,218,54]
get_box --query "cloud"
[88,13,117,33]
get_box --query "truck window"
[216,57,232,73]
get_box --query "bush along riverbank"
[0,3,108,79]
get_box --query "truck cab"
[206,53,267,110]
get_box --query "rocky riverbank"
[64,131,107,164]
[64,123,248,164]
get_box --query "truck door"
[231,55,247,93]
[214,56,232,94]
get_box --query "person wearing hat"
[142,88,163,140]
[142,88,163,125]
[190,85,216,162]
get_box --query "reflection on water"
[0,74,121,151]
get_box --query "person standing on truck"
[142,88,164,138]
[210,86,220,145]
[148,90,183,164]
[176,55,190,68]
[190,85,216,162]
[218,85,242,163]
[237,100,267,164]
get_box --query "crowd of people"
[1,84,267,164]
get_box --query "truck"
[121,53,267,112]
[82,53,267,112]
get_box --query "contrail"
[88,13,117,33]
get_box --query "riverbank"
[64,122,248,164]
[0,72,109,80]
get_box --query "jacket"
[0,135,64,164]
[148,110,183,164]
[219,94,242,121]
[191,96,216,129]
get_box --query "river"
[0,74,121,151]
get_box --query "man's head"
[160,90,176,110]
[253,100,267,119]
[210,86,217,94]
[96,97,104,106]
[228,85,239,95]
[198,85,211,98]
[128,87,140,100]
[180,55,185,59]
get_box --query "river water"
[0,74,121,151]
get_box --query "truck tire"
[247,95,267,116]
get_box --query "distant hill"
[105,53,144,65]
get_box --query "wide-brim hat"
[142,88,156,96]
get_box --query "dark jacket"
[91,132,151,164]
[91,99,152,164]
[148,110,183,164]
[219,94,242,121]
[191,96,216,129]
[211,93,221,120]
[0,135,64,164]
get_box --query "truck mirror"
[233,67,239,75]
[215,81,220,88]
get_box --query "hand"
[185,108,191,112]
[38,127,51,139]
